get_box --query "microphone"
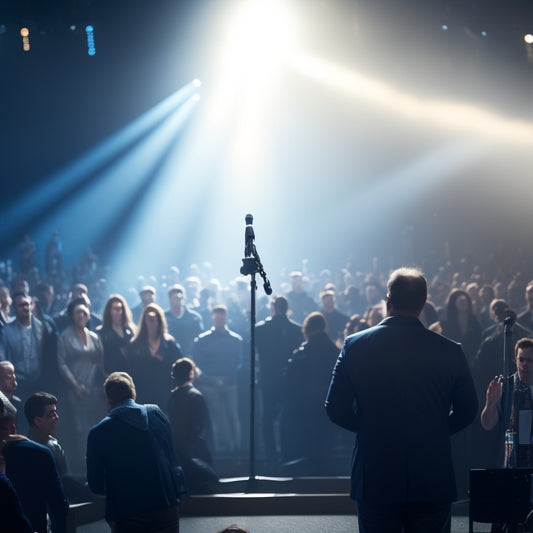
[504,309,517,326]
[244,213,255,257]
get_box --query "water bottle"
[505,429,516,468]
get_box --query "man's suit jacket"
[325,315,478,503]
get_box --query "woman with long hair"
[127,303,181,410]
[431,288,482,365]
[96,294,136,375]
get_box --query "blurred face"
[212,311,227,329]
[15,296,31,322]
[291,276,303,292]
[169,291,184,314]
[141,291,155,306]
[35,404,59,436]
[455,294,469,313]
[73,305,90,328]
[322,294,335,313]
[144,311,160,337]
[110,301,123,325]
[72,287,87,299]
[517,347,533,385]
[0,364,17,397]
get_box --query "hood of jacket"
[108,398,149,431]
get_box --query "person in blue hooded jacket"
[86,371,185,533]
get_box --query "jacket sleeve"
[324,346,359,432]
[449,345,479,435]
[43,447,69,533]
[86,428,106,495]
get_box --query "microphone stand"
[240,214,272,492]
[503,312,515,468]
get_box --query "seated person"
[168,358,217,493]
[0,396,68,533]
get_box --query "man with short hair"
[0,293,49,405]
[320,289,349,347]
[0,395,68,533]
[286,271,317,324]
[25,392,66,475]
[255,296,304,459]
[517,281,533,334]
[326,267,478,533]
[192,305,243,452]
[165,284,204,355]
[481,337,533,468]
[86,372,184,532]
[131,285,157,324]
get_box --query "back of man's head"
[24,392,57,428]
[272,296,288,315]
[171,358,195,386]
[387,268,427,315]
[104,372,136,408]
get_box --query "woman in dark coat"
[96,294,136,375]
[281,312,340,473]
[127,303,181,411]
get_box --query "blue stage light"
[85,25,96,56]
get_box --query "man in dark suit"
[255,296,304,460]
[325,267,478,533]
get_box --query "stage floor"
[78,515,491,533]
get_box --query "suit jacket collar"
[379,315,425,329]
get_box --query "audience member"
[255,296,303,460]
[127,303,181,410]
[131,285,157,324]
[168,357,217,493]
[87,372,184,532]
[281,312,339,473]
[192,305,243,453]
[0,293,51,408]
[96,294,136,375]
[286,271,317,324]
[517,280,533,335]
[165,284,204,356]
[0,285,12,326]
[57,297,104,470]
[0,395,68,533]
[320,289,349,348]
[54,285,102,334]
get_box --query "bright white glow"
[222,0,297,72]
[525,34,533,44]
[291,53,533,145]
[206,0,300,170]
[193,78,202,88]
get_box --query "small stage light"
[20,27,30,51]
[525,34,533,44]
[193,94,201,102]
[193,79,202,88]
[481,31,487,37]
[441,25,448,31]
[85,25,96,56]
[70,25,77,31]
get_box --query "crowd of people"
[1,231,533,530]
